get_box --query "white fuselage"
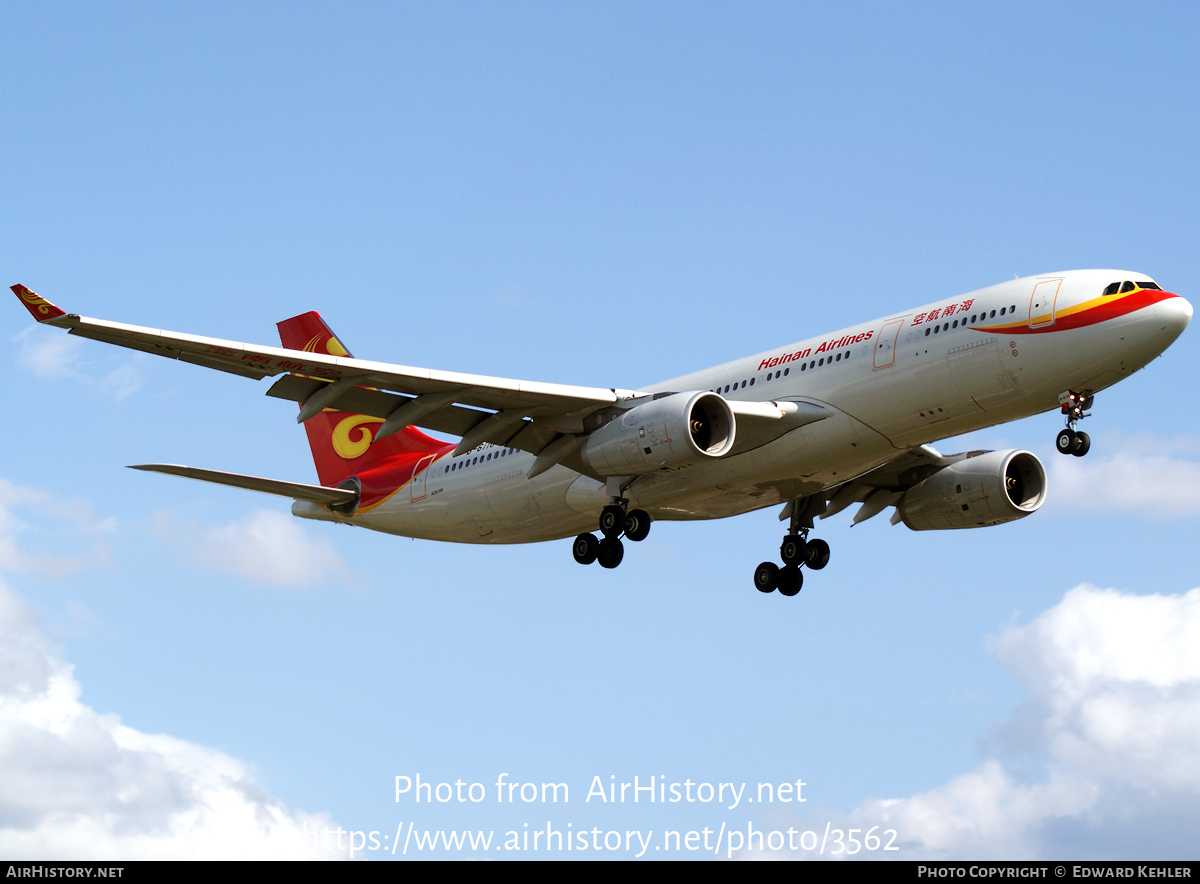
[293,270,1192,543]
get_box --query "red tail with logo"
[277,312,448,508]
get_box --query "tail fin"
[277,311,445,487]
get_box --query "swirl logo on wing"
[332,414,383,460]
[20,289,56,315]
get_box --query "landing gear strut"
[754,496,831,597]
[572,480,650,570]
[1056,390,1093,457]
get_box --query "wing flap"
[128,464,357,505]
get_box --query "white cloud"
[15,326,86,379]
[0,579,349,859]
[0,481,349,859]
[0,479,112,576]
[190,509,351,588]
[14,326,143,400]
[1046,433,1200,518]
[841,585,1200,859]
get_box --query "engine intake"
[580,392,735,476]
[897,450,1046,531]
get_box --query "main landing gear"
[572,495,650,570]
[754,497,830,598]
[1055,390,1094,457]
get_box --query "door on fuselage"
[873,319,905,369]
[410,453,436,501]
[1028,278,1063,328]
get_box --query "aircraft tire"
[623,509,651,542]
[754,562,779,593]
[778,566,803,596]
[1072,430,1091,457]
[599,505,625,537]
[1056,429,1077,455]
[780,535,807,566]
[805,539,831,571]
[598,537,624,569]
[572,533,600,565]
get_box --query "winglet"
[11,285,66,322]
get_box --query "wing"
[13,284,828,481]
[13,285,625,477]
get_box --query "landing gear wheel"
[777,566,803,597]
[597,537,624,569]
[623,509,651,542]
[754,562,779,593]
[599,505,625,538]
[1072,430,1091,457]
[804,538,830,571]
[572,533,599,565]
[1056,429,1077,455]
[780,535,807,567]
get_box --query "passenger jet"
[11,270,1191,596]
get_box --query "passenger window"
[845,351,850,360]
[1010,304,1016,312]
[741,380,747,388]
[724,385,730,393]
[1000,307,1006,316]
[925,328,930,336]
[971,314,976,323]
[835,353,841,361]
[800,363,806,371]
[749,378,755,386]
[1102,282,1120,296]
[1120,280,1135,293]
[818,358,824,366]
[952,320,958,328]
[990,310,996,318]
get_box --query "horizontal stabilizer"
[128,464,357,506]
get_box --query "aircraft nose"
[1154,294,1193,342]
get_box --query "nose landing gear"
[1056,390,1093,457]
[755,497,830,598]
[571,485,650,570]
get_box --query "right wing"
[13,285,624,477]
[13,285,828,479]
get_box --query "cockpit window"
[1105,280,1162,295]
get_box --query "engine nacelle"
[897,450,1046,530]
[580,392,736,476]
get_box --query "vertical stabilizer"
[277,311,446,488]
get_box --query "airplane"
[11,270,1192,597]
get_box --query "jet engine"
[580,391,736,476]
[896,450,1046,530]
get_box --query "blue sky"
[2,2,1198,859]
